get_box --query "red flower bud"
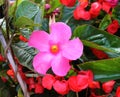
[68,74,88,92]
[60,0,76,7]
[116,86,120,97]
[7,69,14,78]
[102,80,115,93]
[35,83,44,94]
[19,35,28,42]
[42,74,56,90]
[53,80,69,95]
[0,54,5,62]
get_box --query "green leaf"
[15,16,35,28]
[0,0,3,6]
[74,24,120,57]
[112,5,120,23]
[0,79,10,97]
[12,42,37,71]
[79,57,120,82]
[16,0,39,19]
[99,14,111,30]
[48,0,61,13]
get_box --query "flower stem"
[76,92,79,97]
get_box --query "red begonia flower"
[102,80,116,93]
[89,2,102,18]
[35,83,44,94]
[60,0,76,7]
[116,86,120,97]
[42,74,56,90]
[53,80,69,95]
[68,74,88,92]
[107,20,119,34]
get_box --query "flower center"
[50,45,59,54]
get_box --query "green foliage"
[12,42,36,71]
[74,24,120,57]
[0,0,3,6]
[99,14,112,30]
[16,0,39,19]
[112,5,120,23]
[80,57,120,82]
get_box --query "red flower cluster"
[107,20,119,34]
[26,77,44,94]
[90,80,116,97]
[60,0,118,20]
[42,70,100,95]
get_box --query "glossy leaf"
[74,24,120,57]
[12,42,37,71]
[112,5,120,23]
[79,57,120,82]
[99,14,111,30]
[16,0,39,19]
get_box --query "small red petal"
[102,80,116,93]
[116,86,120,97]
[42,74,56,90]
[53,80,69,95]
[35,83,44,94]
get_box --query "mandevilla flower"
[28,22,83,76]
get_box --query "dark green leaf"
[0,79,10,97]
[99,14,111,30]
[79,57,120,82]
[74,24,120,57]
[16,1,39,19]
[67,91,76,97]
[12,42,37,71]
[112,5,120,23]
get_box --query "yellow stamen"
[50,45,59,53]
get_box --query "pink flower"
[28,22,83,76]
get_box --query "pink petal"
[51,54,70,76]
[33,52,53,75]
[62,38,83,60]
[28,30,50,52]
[50,22,72,44]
